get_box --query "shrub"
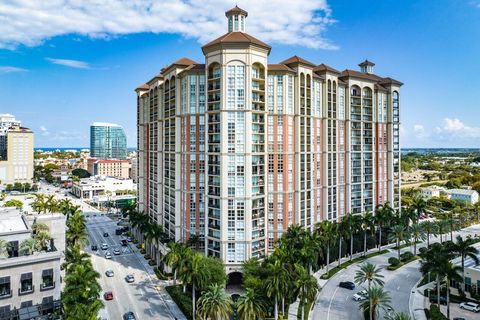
[419,247,427,255]
[144,254,151,260]
[166,285,192,320]
[388,257,400,266]
[148,259,156,266]
[426,305,448,320]
[400,251,414,262]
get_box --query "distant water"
[402,148,480,155]
[35,147,137,152]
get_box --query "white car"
[352,290,368,301]
[101,243,109,250]
[459,302,480,312]
[105,252,112,259]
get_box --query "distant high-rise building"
[0,114,34,184]
[90,122,127,160]
[135,6,402,271]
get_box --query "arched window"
[351,85,360,97]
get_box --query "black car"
[115,229,123,235]
[123,312,136,320]
[103,232,109,237]
[429,295,447,305]
[121,239,128,246]
[339,281,355,290]
[91,244,98,251]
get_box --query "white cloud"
[39,125,50,136]
[46,58,90,69]
[0,0,337,50]
[0,66,28,73]
[437,118,480,138]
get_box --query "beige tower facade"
[0,125,34,185]
[136,6,402,272]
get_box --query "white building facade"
[135,6,402,272]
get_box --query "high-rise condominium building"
[0,114,34,184]
[135,6,401,272]
[90,122,127,160]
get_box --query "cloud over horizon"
[46,58,90,69]
[0,0,337,50]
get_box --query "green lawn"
[320,250,389,280]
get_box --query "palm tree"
[32,194,47,214]
[419,243,452,306]
[389,225,409,260]
[0,240,9,259]
[354,263,385,320]
[66,211,89,248]
[143,222,164,260]
[441,261,462,319]
[265,259,290,320]
[31,221,49,235]
[375,203,393,251]
[162,242,191,286]
[181,253,207,318]
[357,286,391,320]
[315,220,337,273]
[62,246,91,272]
[450,235,479,293]
[34,230,52,251]
[411,196,427,223]
[19,238,36,255]
[197,283,233,320]
[236,287,267,320]
[343,213,362,261]
[46,195,58,212]
[361,210,375,256]
[336,218,349,267]
[420,220,437,248]
[299,232,322,273]
[294,264,319,320]
[385,312,412,320]
[408,223,425,256]
[436,219,449,243]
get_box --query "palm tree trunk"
[363,231,367,257]
[192,284,196,318]
[378,226,382,251]
[414,237,417,256]
[173,269,177,286]
[397,239,400,260]
[461,256,465,293]
[338,237,342,267]
[282,297,285,316]
[436,274,440,306]
[369,281,372,320]
[427,231,430,248]
[447,277,450,319]
[350,233,353,261]
[274,296,278,320]
[299,299,304,320]
[326,245,330,273]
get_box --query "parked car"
[121,239,128,246]
[429,295,447,305]
[125,274,135,283]
[113,249,121,255]
[459,302,480,312]
[123,312,136,320]
[339,281,355,290]
[105,252,112,259]
[127,237,132,242]
[115,229,123,235]
[352,290,368,301]
[105,270,114,277]
[103,232,109,237]
[103,291,114,300]
[453,318,466,320]
[101,243,109,250]
[91,244,98,251]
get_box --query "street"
[312,223,480,320]
[85,214,183,320]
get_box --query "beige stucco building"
[135,6,402,272]
[0,125,34,185]
[87,158,131,179]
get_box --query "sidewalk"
[130,243,186,320]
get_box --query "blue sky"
[0,0,479,148]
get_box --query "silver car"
[459,302,480,312]
[352,290,368,301]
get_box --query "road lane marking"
[327,286,340,320]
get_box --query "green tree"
[361,210,375,256]
[389,225,409,260]
[197,284,233,320]
[315,220,337,273]
[357,286,391,320]
[343,213,362,261]
[181,253,208,317]
[408,223,425,256]
[66,211,89,248]
[4,199,23,209]
[354,263,385,320]
[375,203,393,251]
[162,242,192,286]
[71,168,91,179]
[34,230,52,251]
[450,235,479,293]
[236,288,267,320]
[420,220,437,248]
[294,264,319,320]
[19,238,36,255]
[31,221,49,235]
[411,196,427,223]
[0,239,9,258]
[442,261,462,319]
[265,259,290,320]
[385,312,412,320]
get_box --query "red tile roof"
[268,64,295,72]
[313,63,340,74]
[202,32,271,53]
[280,55,316,68]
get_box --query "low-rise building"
[0,209,65,319]
[444,189,479,205]
[87,158,131,179]
[71,176,136,200]
[420,185,445,200]
[451,243,480,297]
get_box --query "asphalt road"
[86,214,181,320]
[313,224,480,320]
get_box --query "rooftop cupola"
[359,60,375,74]
[225,5,248,32]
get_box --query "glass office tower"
[90,122,127,159]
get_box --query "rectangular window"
[0,277,11,298]
[20,273,33,294]
[41,269,54,290]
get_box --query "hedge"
[166,285,192,320]
[425,305,447,320]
